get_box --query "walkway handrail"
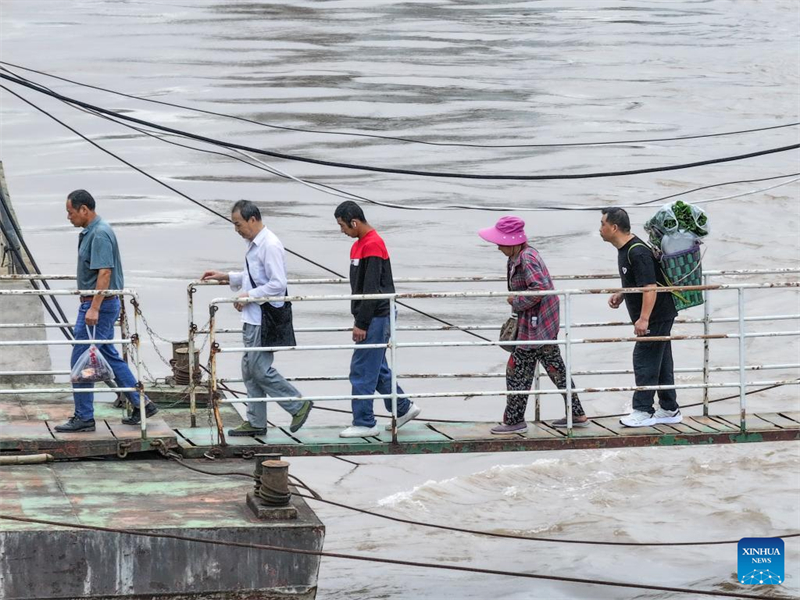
[203,280,799,445]
[0,287,150,438]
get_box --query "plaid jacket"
[507,245,560,342]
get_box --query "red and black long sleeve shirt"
[348,229,395,330]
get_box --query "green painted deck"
[0,400,179,458]
[2,399,798,459]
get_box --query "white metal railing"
[0,286,150,437]
[201,278,799,444]
[185,268,800,428]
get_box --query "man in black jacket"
[334,201,421,437]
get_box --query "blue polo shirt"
[77,217,124,291]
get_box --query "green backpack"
[627,242,704,311]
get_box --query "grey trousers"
[242,322,303,428]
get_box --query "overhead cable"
[0,186,74,339]
[41,84,800,214]
[1,60,798,149]
[2,73,798,181]
[0,84,492,342]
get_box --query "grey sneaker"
[228,421,267,437]
[490,422,528,435]
[54,416,96,433]
[653,407,682,424]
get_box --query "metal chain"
[130,300,174,368]
[196,317,211,353]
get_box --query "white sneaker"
[619,410,656,427]
[653,407,682,424]
[339,425,380,438]
[384,403,422,430]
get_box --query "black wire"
[0,514,780,599]
[10,66,798,219]
[0,195,74,340]
[2,60,798,149]
[66,105,800,214]
[2,73,798,181]
[0,83,492,343]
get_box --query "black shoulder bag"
[245,257,297,347]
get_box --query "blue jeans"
[350,315,411,428]
[71,298,144,421]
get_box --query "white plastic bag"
[661,230,700,254]
[70,327,114,383]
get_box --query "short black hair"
[67,189,96,211]
[231,199,262,222]
[334,201,366,224]
[601,206,630,233]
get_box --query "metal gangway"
[178,268,800,458]
[0,270,798,459]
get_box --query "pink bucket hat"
[478,216,528,246]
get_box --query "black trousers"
[632,318,679,413]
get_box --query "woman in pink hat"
[478,216,588,433]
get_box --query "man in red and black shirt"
[334,201,421,437]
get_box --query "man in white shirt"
[201,200,312,436]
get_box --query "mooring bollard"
[246,456,297,520]
[252,453,281,494]
[258,460,291,506]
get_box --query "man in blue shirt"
[55,190,157,432]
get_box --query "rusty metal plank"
[374,422,451,444]
[108,418,176,441]
[541,421,612,438]
[689,416,738,432]
[652,422,701,434]
[713,414,782,432]
[0,400,28,422]
[779,412,800,424]
[0,421,54,444]
[50,420,117,442]
[752,413,800,429]
[428,422,511,441]
[176,426,260,447]
[592,417,662,436]
[673,418,719,434]
[290,425,376,445]
[522,422,567,439]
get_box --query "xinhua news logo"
[738,538,784,585]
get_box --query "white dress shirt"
[228,226,288,326]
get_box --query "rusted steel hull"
[0,461,324,600]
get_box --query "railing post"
[131,295,147,440]
[119,297,130,365]
[187,284,197,428]
[208,304,226,446]
[389,296,398,443]
[533,362,541,422]
[702,274,711,416]
[738,287,747,433]
[564,292,573,436]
